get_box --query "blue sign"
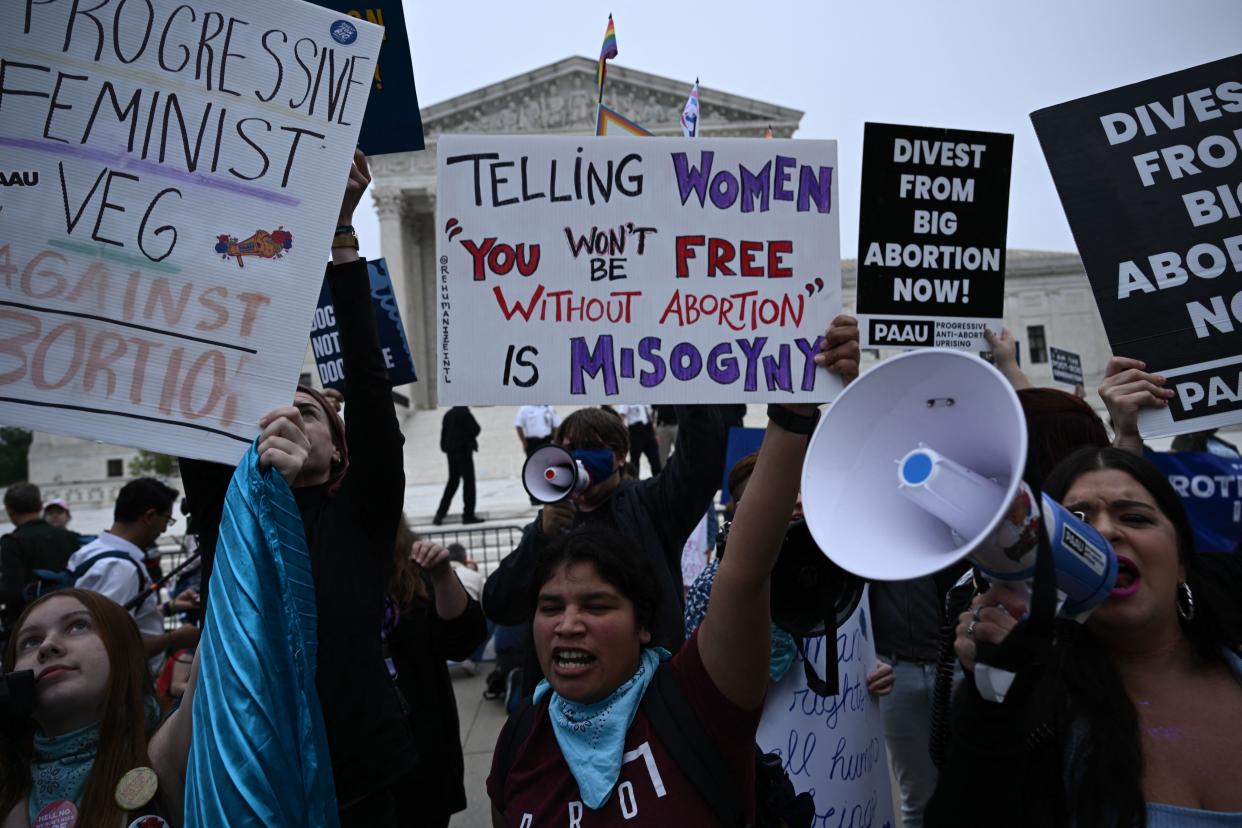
[1145,451,1242,553]
[721,426,765,505]
[311,258,417,390]
[309,2,424,155]
[330,19,359,44]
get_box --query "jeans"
[877,658,939,828]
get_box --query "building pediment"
[420,56,802,139]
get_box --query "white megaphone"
[801,349,1118,701]
[522,445,592,504]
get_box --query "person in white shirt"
[614,404,662,477]
[514,405,559,452]
[68,477,200,674]
[515,406,561,505]
[446,543,485,602]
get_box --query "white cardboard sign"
[757,589,896,828]
[435,135,843,404]
[0,0,383,463]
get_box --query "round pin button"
[114,766,158,811]
[33,800,76,828]
[128,817,170,828]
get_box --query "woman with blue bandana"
[486,315,861,826]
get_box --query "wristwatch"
[766,404,821,435]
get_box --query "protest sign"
[435,135,842,404]
[310,258,416,390]
[1032,54,1242,437]
[721,425,764,504]
[309,1,424,155]
[1146,450,1242,553]
[757,589,896,828]
[0,0,382,464]
[856,122,1013,351]
[1049,346,1084,386]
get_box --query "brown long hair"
[386,515,430,610]
[1,590,157,827]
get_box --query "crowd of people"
[1,150,1240,828]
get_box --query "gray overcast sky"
[352,0,1241,261]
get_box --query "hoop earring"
[1176,581,1195,622]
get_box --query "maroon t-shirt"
[487,631,761,826]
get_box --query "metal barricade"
[418,524,526,578]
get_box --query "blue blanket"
[184,444,338,826]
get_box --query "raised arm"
[983,327,1032,391]
[330,152,405,518]
[698,314,858,710]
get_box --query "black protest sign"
[857,123,1014,350]
[309,1,424,155]
[1032,54,1242,434]
[310,258,417,390]
[1049,347,1084,386]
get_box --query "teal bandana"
[534,647,670,809]
[28,723,99,822]
[770,625,798,682]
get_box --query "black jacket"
[440,406,481,454]
[482,405,728,694]
[0,520,80,626]
[295,259,414,807]
[388,592,488,819]
[179,259,414,810]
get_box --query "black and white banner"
[856,122,1013,350]
[1032,53,1242,437]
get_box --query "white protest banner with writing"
[1032,54,1242,437]
[757,590,897,828]
[435,135,842,404]
[0,0,382,463]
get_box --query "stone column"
[373,188,415,415]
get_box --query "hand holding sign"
[1098,356,1174,455]
[815,314,861,387]
[339,149,373,228]
[257,406,311,485]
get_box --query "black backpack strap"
[74,551,150,608]
[494,692,546,811]
[640,662,744,827]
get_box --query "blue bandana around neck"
[533,647,670,809]
[28,723,100,821]
[572,448,617,487]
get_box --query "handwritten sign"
[1032,54,1242,437]
[1049,346,1083,386]
[309,1,424,155]
[757,589,896,828]
[0,0,382,464]
[435,135,842,404]
[310,258,416,389]
[857,123,1013,351]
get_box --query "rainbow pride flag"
[596,104,652,137]
[597,15,618,89]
